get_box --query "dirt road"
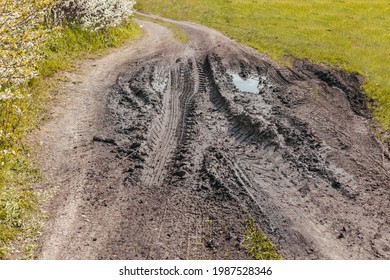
[35,16,389,260]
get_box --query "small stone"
[205,239,218,249]
[93,136,117,145]
[225,232,233,240]
[175,170,187,177]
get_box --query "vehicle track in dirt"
[35,15,389,260]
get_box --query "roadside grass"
[0,19,142,259]
[135,0,390,135]
[243,217,282,260]
[134,13,189,44]
[39,21,143,77]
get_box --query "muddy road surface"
[35,16,390,260]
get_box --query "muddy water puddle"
[231,74,268,94]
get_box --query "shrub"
[52,0,136,31]
[0,0,58,149]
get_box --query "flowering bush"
[0,0,58,148]
[53,0,136,31]
[0,0,55,93]
[1,0,136,145]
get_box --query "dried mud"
[35,16,389,260]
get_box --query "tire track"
[137,57,202,258]
[141,69,180,187]
[37,16,389,260]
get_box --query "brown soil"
[34,15,390,260]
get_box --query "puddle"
[231,74,261,93]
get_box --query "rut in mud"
[36,17,390,260]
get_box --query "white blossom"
[53,0,136,31]
[0,0,56,92]
[1,0,136,148]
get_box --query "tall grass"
[135,0,390,133]
[0,20,141,259]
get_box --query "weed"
[243,217,282,260]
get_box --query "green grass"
[134,13,189,43]
[243,217,282,260]
[135,0,390,134]
[0,153,42,258]
[39,20,143,77]
[0,19,141,259]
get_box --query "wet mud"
[36,16,389,260]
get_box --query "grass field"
[135,0,390,133]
